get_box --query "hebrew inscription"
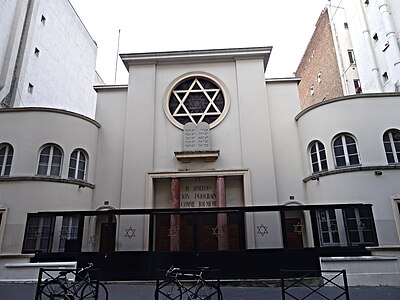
[183,122,211,151]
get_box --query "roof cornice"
[120,46,272,71]
[0,107,100,128]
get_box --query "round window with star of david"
[164,75,229,129]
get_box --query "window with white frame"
[354,79,362,94]
[37,144,63,176]
[347,50,356,64]
[314,206,378,247]
[333,134,360,168]
[383,129,400,164]
[310,85,314,95]
[309,141,328,173]
[22,215,55,253]
[68,149,87,180]
[0,143,13,176]
[316,209,340,246]
[0,208,7,252]
[343,207,378,246]
[58,216,80,252]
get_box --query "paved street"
[1,282,400,299]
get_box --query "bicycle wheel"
[155,280,182,300]
[194,282,223,300]
[39,279,67,299]
[80,282,108,299]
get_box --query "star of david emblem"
[168,226,180,237]
[88,235,97,246]
[124,227,136,239]
[169,77,225,126]
[257,224,269,236]
[59,228,70,240]
[329,222,338,233]
[293,222,304,235]
[212,225,226,237]
[357,222,366,231]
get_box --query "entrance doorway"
[181,214,217,251]
[285,218,304,248]
[154,212,242,251]
[99,222,116,252]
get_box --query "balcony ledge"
[174,150,220,163]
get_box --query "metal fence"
[35,265,108,299]
[280,269,350,300]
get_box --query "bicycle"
[155,266,223,300]
[38,263,108,299]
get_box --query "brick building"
[295,8,344,109]
[296,0,400,110]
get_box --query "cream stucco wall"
[266,79,308,205]
[114,56,279,209]
[92,86,127,210]
[0,108,99,253]
[297,93,400,245]
[0,0,98,117]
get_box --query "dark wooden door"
[285,218,304,248]
[181,215,196,251]
[99,223,116,252]
[155,213,243,252]
[155,215,171,251]
[179,214,218,252]
[197,214,218,251]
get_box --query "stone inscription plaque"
[180,177,217,208]
[183,123,197,151]
[183,122,210,151]
[197,122,210,151]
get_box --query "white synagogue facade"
[0,46,399,285]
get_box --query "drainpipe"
[357,0,383,92]
[377,0,400,90]
[328,4,349,95]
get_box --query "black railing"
[35,265,108,299]
[27,204,376,281]
[155,266,222,300]
[280,269,350,300]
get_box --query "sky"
[69,0,328,85]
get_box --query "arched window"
[333,134,360,168]
[383,129,400,164]
[68,149,87,180]
[37,144,63,176]
[0,143,13,176]
[309,141,328,173]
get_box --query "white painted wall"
[0,0,27,101]
[92,86,127,210]
[114,56,279,209]
[329,3,361,95]
[297,94,400,246]
[266,79,308,205]
[1,0,98,117]
[15,0,98,117]
[342,0,400,92]
[0,108,99,253]
[0,0,17,72]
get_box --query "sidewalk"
[1,282,399,299]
